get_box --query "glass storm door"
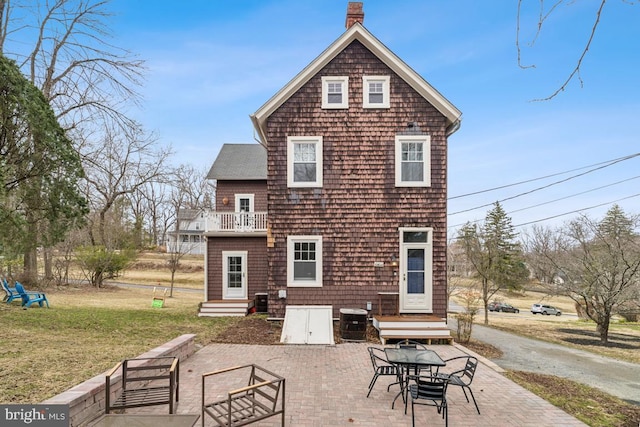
[223,251,247,299]
[399,228,433,313]
[235,194,254,230]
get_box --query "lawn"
[0,285,239,403]
[3,284,640,426]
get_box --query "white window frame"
[287,236,323,288]
[395,134,431,187]
[287,136,323,188]
[235,194,255,212]
[321,76,349,109]
[363,76,390,108]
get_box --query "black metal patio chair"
[366,347,400,397]
[434,355,480,414]
[406,374,449,427]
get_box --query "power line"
[448,153,640,216]
[513,192,640,227]
[448,151,640,200]
[447,177,640,230]
[508,175,640,214]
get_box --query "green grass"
[0,287,238,403]
[505,371,640,427]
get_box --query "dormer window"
[321,76,348,109]
[363,76,390,108]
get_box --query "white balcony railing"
[207,212,268,233]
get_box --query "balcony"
[206,212,268,234]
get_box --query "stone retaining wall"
[42,334,196,427]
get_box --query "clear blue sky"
[107,0,640,232]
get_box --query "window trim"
[363,76,390,108]
[287,235,323,288]
[321,76,349,109]
[395,134,431,187]
[235,194,255,212]
[287,136,323,188]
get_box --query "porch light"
[389,255,398,268]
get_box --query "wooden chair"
[105,356,179,414]
[202,364,285,426]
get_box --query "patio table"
[87,414,200,427]
[384,347,446,411]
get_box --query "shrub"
[75,246,136,287]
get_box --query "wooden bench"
[202,364,285,426]
[105,356,179,414]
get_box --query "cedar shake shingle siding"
[216,181,268,212]
[265,41,449,317]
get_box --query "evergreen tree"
[0,54,87,283]
[458,202,528,324]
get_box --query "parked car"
[488,302,520,313]
[531,303,562,316]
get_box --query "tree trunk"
[23,220,38,286]
[43,247,53,281]
[596,315,610,344]
[482,277,489,325]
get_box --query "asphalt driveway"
[451,320,640,405]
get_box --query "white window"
[395,135,431,187]
[363,76,390,108]
[287,136,323,187]
[321,76,348,109]
[235,194,254,212]
[287,236,323,287]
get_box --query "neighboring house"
[201,3,462,343]
[166,209,209,256]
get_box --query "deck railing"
[207,211,268,233]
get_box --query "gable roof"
[177,208,203,220]
[207,144,267,180]
[250,22,462,145]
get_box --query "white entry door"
[399,228,432,313]
[223,251,247,299]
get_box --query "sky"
[102,1,640,232]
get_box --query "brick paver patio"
[128,342,586,426]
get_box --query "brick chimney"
[345,2,364,28]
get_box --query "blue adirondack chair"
[14,282,49,308]
[1,278,21,304]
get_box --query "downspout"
[445,117,462,137]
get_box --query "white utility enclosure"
[280,305,335,345]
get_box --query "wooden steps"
[372,314,453,345]
[198,300,251,317]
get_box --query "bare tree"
[522,224,560,285]
[530,205,640,343]
[82,123,171,248]
[0,0,145,132]
[516,0,629,101]
[0,0,146,280]
[164,165,214,296]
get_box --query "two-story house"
[200,3,461,344]
[166,208,209,255]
